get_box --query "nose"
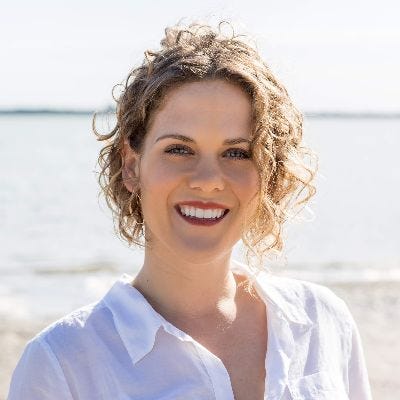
[188,157,225,192]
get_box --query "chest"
[167,288,269,399]
[188,305,268,400]
[215,329,268,400]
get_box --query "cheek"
[225,163,260,200]
[235,170,260,223]
[139,159,180,201]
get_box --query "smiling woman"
[7,21,372,400]
[120,80,260,270]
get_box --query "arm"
[7,337,73,400]
[345,305,373,400]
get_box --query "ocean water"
[1,115,399,319]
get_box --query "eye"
[164,144,193,156]
[224,148,251,160]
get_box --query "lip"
[175,200,230,210]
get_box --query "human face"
[123,79,260,263]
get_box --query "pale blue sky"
[1,0,399,111]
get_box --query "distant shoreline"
[0,109,95,116]
[1,109,400,119]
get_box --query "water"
[1,115,399,319]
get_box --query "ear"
[121,137,140,193]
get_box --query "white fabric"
[8,260,373,399]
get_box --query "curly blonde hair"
[93,20,318,273]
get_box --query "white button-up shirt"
[8,260,373,399]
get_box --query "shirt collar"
[102,260,313,365]
[102,273,195,365]
[231,260,313,327]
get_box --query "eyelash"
[164,144,251,160]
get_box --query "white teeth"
[204,210,213,218]
[178,206,226,219]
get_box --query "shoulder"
[293,277,349,315]
[7,303,107,400]
[259,273,353,330]
[31,299,110,348]
[14,299,117,380]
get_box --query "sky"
[1,0,399,112]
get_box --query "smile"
[174,205,229,226]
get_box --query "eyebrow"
[154,133,250,145]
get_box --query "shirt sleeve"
[345,305,373,400]
[7,337,73,400]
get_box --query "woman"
[8,22,372,399]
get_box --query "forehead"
[146,80,253,143]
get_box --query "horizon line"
[1,108,400,119]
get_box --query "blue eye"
[164,145,193,155]
[224,149,251,160]
[164,144,251,160]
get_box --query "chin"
[173,238,232,263]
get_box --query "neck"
[131,248,242,322]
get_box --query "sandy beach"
[1,280,399,400]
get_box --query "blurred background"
[1,0,399,398]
